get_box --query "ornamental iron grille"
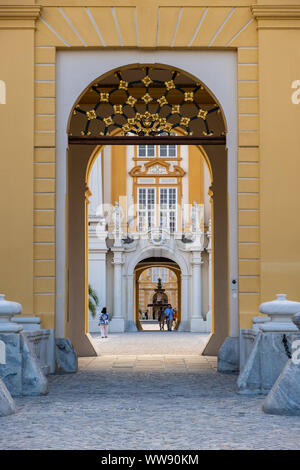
[71,66,225,137]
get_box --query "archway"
[63,61,232,357]
[134,258,181,331]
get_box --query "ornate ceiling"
[71,65,225,137]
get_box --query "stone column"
[177,274,190,331]
[126,273,138,331]
[110,248,125,332]
[205,218,212,333]
[88,219,108,332]
[190,251,205,332]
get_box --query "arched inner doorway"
[134,258,181,331]
[65,62,230,357]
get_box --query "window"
[138,145,155,157]
[159,145,177,158]
[137,144,177,158]
[159,187,177,233]
[137,187,156,232]
[152,267,169,283]
[152,267,159,283]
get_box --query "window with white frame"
[138,145,155,157]
[152,267,169,283]
[159,145,177,158]
[159,187,177,233]
[137,187,156,232]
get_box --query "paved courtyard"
[1,332,300,450]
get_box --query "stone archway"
[126,246,188,332]
[134,258,181,331]
[60,58,235,357]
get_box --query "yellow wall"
[0,6,38,316]
[254,4,300,306]
[111,145,127,204]
[189,146,204,205]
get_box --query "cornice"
[251,5,300,20]
[0,5,41,20]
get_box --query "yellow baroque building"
[1,0,300,359]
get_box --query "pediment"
[129,159,185,177]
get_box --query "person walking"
[98,307,109,338]
[158,308,166,330]
[164,304,174,331]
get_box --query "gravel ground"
[1,332,300,451]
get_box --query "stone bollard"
[259,294,300,332]
[0,294,23,333]
[0,294,22,414]
[239,316,270,372]
[12,316,41,330]
[0,294,23,396]
[0,294,48,397]
[0,378,16,417]
[12,317,56,375]
[252,315,270,331]
[237,294,300,395]
[262,312,300,415]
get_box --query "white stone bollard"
[0,294,23,333]
[11,317,55,375]
[262,312,300,415]
[11,316,41,330]
[0,294,22,414]
[237,294,300,395]
[252,315,270,331]
[0,294,48,397]
[258,294,300,332]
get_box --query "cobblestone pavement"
[90,331,209,355]
[1,332,300,450]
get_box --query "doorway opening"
[65,62,230,357]
[135,257,181,331]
